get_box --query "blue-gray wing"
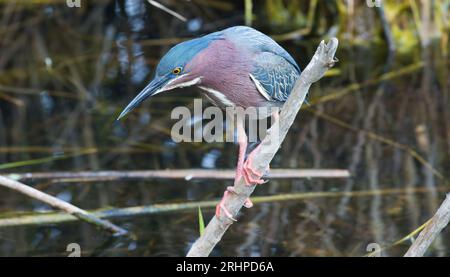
[250,52,300,102]
[223,26,301,101]
[223,26,301,73]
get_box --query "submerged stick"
[187,38,339,257]
[147,0,187,22]
[3,169,350,182]
[0,175,127,236]
[0,186,443,228]
[404,194,450,257]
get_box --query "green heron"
[118,26,300,220]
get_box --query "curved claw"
[241,153,270,185]
[215,187,253,221]
[244,161,264,177]
[243,168,265,185]
[215,191,237,221]
[243,198,253,209]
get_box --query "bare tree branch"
[404,194,450,257]
[186,38,339,257]
[0,175,127,236]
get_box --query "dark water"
[0,1,449,257]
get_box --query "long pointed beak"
[117,76,169,120]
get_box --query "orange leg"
[242,110,278,185]
[234,121,247,186]
[215,119,253,220]
[242,143,265,185]
[216,108,280,219]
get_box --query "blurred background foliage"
[0,0,449,256]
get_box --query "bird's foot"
[215,186,253,221]
[242,152,268,186]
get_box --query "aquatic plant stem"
[0,186,443,228]
[186,38,339,257]
[0,175,127,236]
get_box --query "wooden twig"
[3,169,350,182]
[404,194,450,257]
[186,38,339,257]
[0,175,127,236]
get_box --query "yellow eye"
[172,67,182,75]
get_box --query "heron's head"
[117,34,221,120]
